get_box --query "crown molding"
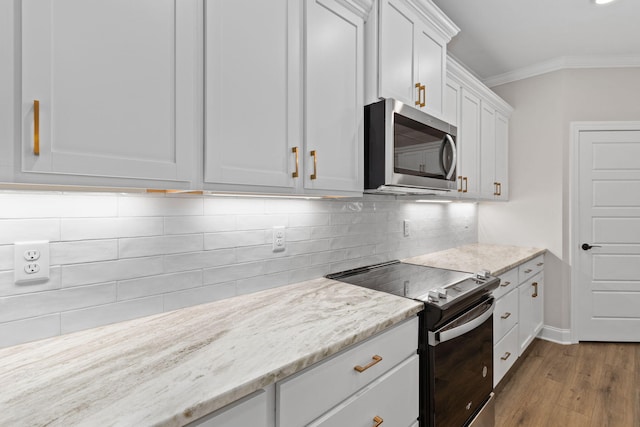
[483,55,640,88]
[405,0,460,42]
[335,0,375,19]
[447,55,514,116]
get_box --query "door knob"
[581,243,601,251]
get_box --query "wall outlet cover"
[14,241,50,284]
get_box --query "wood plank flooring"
[494,339,640,427]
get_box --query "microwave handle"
[443,134,457,180]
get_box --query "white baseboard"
[538,325,573,345]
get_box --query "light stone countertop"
[403,243,546,276]
[0,278,423,427]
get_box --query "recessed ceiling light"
[594,0,616,4]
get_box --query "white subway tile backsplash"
[164,215,236,235]
[119,234,203,258]
[118,194,204,217]
[61,217,164,241]
[0,219,60,245]
[0,245,12,270]
[51,240,118,265]
[60,296,164,334]
[204,230,266,250]
[236,214,289,230]
[236,271,289,295]
[0,192,478,349]
[163,249,236,273]
[62,257,164,288]
[0,267,62,297]
[118,270,203,300]
[0,193,118,219]
[163,282,236,312]
[0,314,61,348]
[0,283,116,323]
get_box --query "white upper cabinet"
[303,0,365,194]
[204,0,299,192]
[376,0,458,118]
[205,0,367,196]
[21,0,199,186]
[446,56,513,201]
[457,88,480,197]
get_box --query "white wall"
[0,191,478,348]
[479,67,640,333]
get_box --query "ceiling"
[431,0,640,86]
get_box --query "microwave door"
[439,134,457,180]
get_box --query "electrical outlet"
[272,226,286,253]
[14,241,50,284]
[403,220,410,237]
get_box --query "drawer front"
[277,317,418,427]
[493,288,518,345]
[493,325,518,387]
[308,355,419,427]
[518,255,544,284]
[492,268,518,300]
[190,388,270,427]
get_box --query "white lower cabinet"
[492,254,544,387]
[277,316,419,427]
[189,386,274,427]
[308,355,419,427]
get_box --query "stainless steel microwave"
[364,98,457,194]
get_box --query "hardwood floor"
[494,339,640,427]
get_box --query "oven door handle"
[429,300,495,346]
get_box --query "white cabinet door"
[379,0,416,107]
[21,0,198,183]
[479,102,496,198]
[457,89,480,197]
[379,0,445,116]
[531,273,544,337]
[205,0,299,191]
[494,111,509,200]
[443,79,460,127]
[518,280,533,356]
[304,0,364,194]
[415,27,445,117]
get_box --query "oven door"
[427,297,494,427]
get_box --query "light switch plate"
[14,241,50,284]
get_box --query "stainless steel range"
[327,261,500,427]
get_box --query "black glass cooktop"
[327,260,497,309]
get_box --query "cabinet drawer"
[308,355,419,427]
[277,317,418,427]
[493,268,518,300]
[493,325,518,387]
[493,288,518,345]
[518,255,544,284]
[189,388,270,427]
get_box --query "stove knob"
[437,288,448,299]
[428,290,440,302]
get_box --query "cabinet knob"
[373,416,384,427]
[500,281,511,287]
[501,312,511,319]
[501,352,512,361]
[532,282,538,298]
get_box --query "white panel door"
[378,0,416,107]
[576,129,640,341]
[479,103,496,198]
[457,89,480,197]
[443,80,460,127]
[304,0,363,193]
[415,28,444,117]
[22,0,197,182]
[205,0,299,190]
